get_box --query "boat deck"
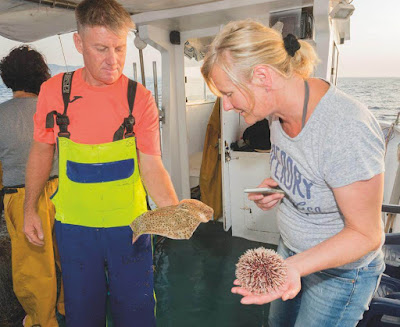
[153,221,273,327]
[1,218,274,326]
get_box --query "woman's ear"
[252,65,273,90]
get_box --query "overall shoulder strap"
[127,79,137,115]
[62,71,74,115]
[113,79,138,141]
[45,71,75,138]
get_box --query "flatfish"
[130,199,213,241]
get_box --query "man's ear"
[73,32,83,54]
[251,65,273,89]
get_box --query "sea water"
[338,77,400,123]
[0,83,11,104]
[1,78,399,123]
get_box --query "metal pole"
[134,31,147,87]
[152,61,163,154]
[139,49,146,87]
[152,61,159,108]
[132,62,138,82]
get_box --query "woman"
[201,20,385,327]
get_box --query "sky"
[0,0,399,78]
[338,0,400,77]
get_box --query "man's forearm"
[24,141,55,214]
[138,151,179,208]
[143,167,179,208]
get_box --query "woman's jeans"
[268,239,385,327]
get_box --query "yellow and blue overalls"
[47,72,155,327]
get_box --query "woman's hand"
[248,178,285,211]
[231,261,301,305]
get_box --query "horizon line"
[339,76,400,78]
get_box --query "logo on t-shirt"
[70,96,83,103]
[270,144,322,214]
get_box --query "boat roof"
[1,0,320,42]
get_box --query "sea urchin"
[235,247,287,294]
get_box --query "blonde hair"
[76,0,134,34]
[201,19,319,98]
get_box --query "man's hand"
[231,261,301,305]
[247,178,285,211]
[24,141,54,247]
[23,212,44,246]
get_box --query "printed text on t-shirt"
[270,144,321,213]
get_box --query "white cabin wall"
[138,25,191,200]
[181,27,223,160]
[138,25,222,200]
[186,102,214,188]
[186,103,214,157]
[181,28,223,191]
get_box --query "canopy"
[0,0,216,42]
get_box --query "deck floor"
[154,221,274,327]
[53,221,274,327]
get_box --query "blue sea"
[337,78,400,122]
[0,77,399,123]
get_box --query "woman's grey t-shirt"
[0,97,58,186]
[269,83,385,269]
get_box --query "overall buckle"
[124,116,135,137]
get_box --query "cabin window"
[270,6,314,40]
[184,56,216,104]
[127,32,163,108]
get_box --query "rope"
[384,112,400,156]
[58,34,69,72]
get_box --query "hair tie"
[283,34,300,57]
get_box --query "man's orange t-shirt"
[34,68,161,156]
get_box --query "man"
[0,46,64,327]
[24,0,179,326]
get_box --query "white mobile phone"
[244,187,285,195]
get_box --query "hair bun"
[283,33,300,57]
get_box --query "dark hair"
[0,45,50,95]
[75,0,134,34]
